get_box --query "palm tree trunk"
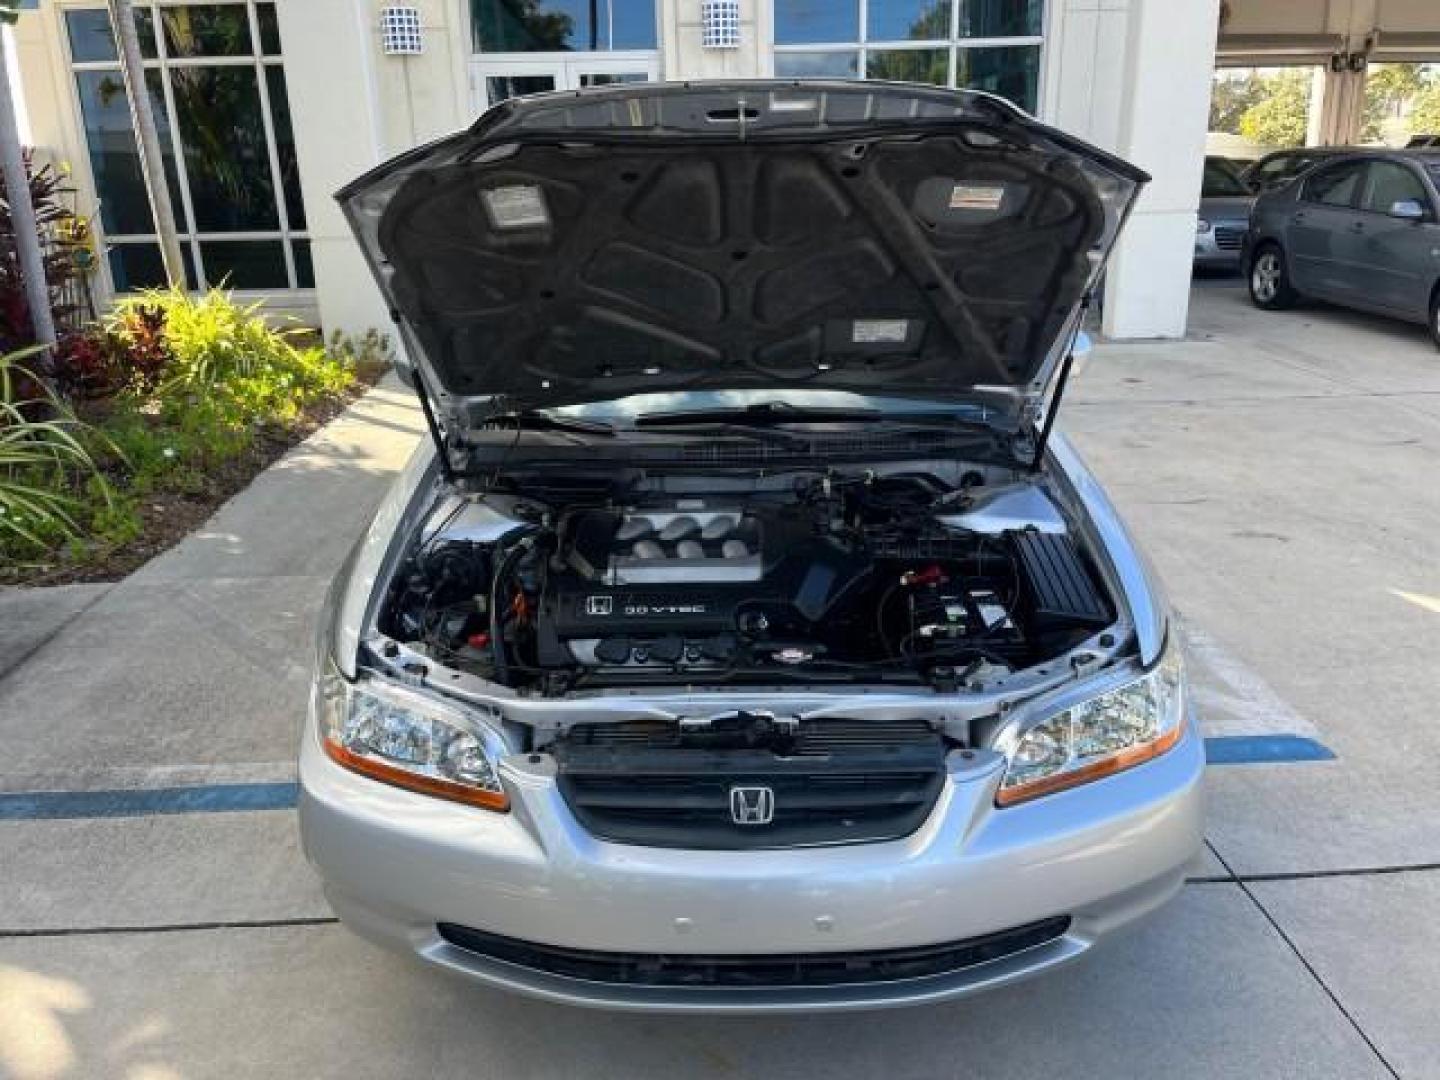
[108,0,185,287]
[0,24,57,352]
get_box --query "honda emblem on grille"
[729,785,775,826]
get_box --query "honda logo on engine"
[729,785,775,826]
[584,595,613,616]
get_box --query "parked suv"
[1245,150,1440,345]
[300,81,1204,1012]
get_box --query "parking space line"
[1203,735,1335,764]
[0,782,299,820]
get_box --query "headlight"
[1196,217,1212,234]
[996,641,1185,806]
[318,673,509,811]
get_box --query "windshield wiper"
[634,402,884,427]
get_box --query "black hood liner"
[342,83,1146,414]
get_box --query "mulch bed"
[4,371,385,588]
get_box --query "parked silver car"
[300,82,1204,1012]
[1245,150,1440,345]
[1194,156,1254,269]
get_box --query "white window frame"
[58,0,312,296]
[770,0,1048,112]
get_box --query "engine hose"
[489,533,535,684]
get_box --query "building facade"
[13,0,1225,341]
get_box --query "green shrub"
[0,346,112,553]
[4,289,367,576]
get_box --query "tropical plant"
[0,345,110,549]
[0,155,91,352]
[113,285,303,388]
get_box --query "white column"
[1100,0,1220,339]
[1046,0,1219,340]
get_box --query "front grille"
[1214,227,1244,250]
[554,718,947,849]
[436,917,1072,988]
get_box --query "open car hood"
[339,81,1147,427]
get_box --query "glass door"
[472,54,658,110]
[476,59,562,109]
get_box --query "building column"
[275,1,471,337]
[1044,0,1219,340]
[1310,62,1366,146]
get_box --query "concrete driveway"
[2,283,1437,1079]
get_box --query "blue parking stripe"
[1204,735,1335,764]
[0,782,299,821]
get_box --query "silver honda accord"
[300,81,1204,1013]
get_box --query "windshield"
[549,390,999,424]
[1203,158,1251,197]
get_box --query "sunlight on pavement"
[1389,588,1440,616]
[0,965,90,1080]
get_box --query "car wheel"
[1429,288,1440,349]
[1249,245,1297,310]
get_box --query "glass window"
[200,240,289,288]
[1304,161,1364,207]
[1359,161,1428,214]
[958,0,1041,38]
[867,49,949,86]
[162,4,253,57]
[775,0,1042,112]
[486,74,558,103]
[867,0,949,42]
[774,51,860,78]
[775,0,858,45]
[292,239,315,289]
[65,8,157,62]
[265,66,306,230]
[578,71,650,87]
[107,242,197,292]
[471,0,656,52]
[74,69,184,235]
[69,3,312,294]
[256,3,282,54]
[171,66,278,230]
[956,44,1039,111]
[1202,157,1250,197]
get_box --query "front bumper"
[1194,225,1246,267]
[300,714,1204,1012]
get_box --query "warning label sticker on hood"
[949,183,1006,211]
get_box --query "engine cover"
[538,504,863,666]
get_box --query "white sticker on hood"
[852,319,909,344]
[949,183,1005,211]
[482,184,550,229]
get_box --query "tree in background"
[1238,69,1311,148]
[1210,72,1267,133]
[1362,64,1434,142]
[1411,82,1440,136]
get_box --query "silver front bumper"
[299,716,1204,1012]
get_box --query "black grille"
[554,718,947,849]
[436,917,1072,988]
[1214,227,1244,250]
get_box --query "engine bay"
[380,469,1115,694]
